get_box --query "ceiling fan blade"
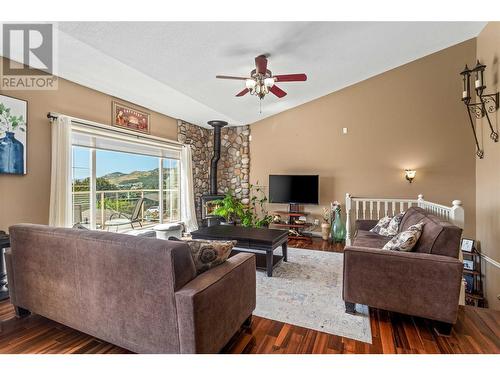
[216,75,249,80]
[255,55,268,74]
[236,88,249,97]
[274,74,307,82]
[270,85,287,98]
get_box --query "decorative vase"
[320,222,331,241]
[0,132,24,174]
[331,210,346,243]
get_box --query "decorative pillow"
[383,222,424,252]
[378,212,405,236]
[181,239,236,274]
[370,216,392,234]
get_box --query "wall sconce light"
[460,60,499,159]
[405,169,416,183]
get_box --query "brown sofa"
[343,207,463,330]
[5,224,256,353]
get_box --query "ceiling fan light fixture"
[245,79,256,89]
[216,55,306,102]
[264,77,275,88]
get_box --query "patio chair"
[73,204,83,225]
[104,197,145,231]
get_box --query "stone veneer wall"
[177,120,250,222]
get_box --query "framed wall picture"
[112,101,150,134]
[463,259,474,271]
[0,94,28,175]
[461,238,475,253]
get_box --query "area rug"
[254,247,372,343]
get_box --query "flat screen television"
[269,175,319,205]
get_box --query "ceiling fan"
[216,55,307,99]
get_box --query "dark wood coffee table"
[191,225,288,276]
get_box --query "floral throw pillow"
[181,239,236,274]
[382,222,424,252]
[378,212,405,236]
[370,216,392,234]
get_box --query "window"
[71,125,181,231]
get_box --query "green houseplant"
[240,184,273,228]
[212,192,245,225]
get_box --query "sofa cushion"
[182,239,236,274]
[383,222,424,252]
[353,230,393,249]
[399,206,427,232]
[398,207,462,257]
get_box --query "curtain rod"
[47,112,183,148]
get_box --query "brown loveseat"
[343,207,463,331]
[5,224,256,353]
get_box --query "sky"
[72,147,160,180]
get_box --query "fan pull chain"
[259,98,262,114]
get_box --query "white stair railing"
[345,193,464,245]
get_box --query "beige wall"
[476,22,500,310]
[0,60,178,230]
[250,39,477,237]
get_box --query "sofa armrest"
[175,252,256,353]
[355,220,378,231]
[343,246,463,323]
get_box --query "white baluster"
[345,193,352,245]
[369,201,374,219]
[377,201,381,219]
[362,201,366,219]
[450,200,464,229]
[417,194,424,208]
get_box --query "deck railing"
[72,188,179,229]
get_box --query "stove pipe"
[207,120,228,195]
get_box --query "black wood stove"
[200,120,227,226]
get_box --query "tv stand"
[269,209,312,242]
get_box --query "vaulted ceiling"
[51,22,486,127]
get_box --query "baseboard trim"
[482,254,500,270]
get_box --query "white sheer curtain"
[48,116,73,227]
[180,145,198,232]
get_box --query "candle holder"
[460,61,499,159]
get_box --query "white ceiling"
[49,22,486,126]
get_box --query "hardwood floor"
[1,298,498,354]
[287,237,344,253]
[223,306,500,354]
[1,239,498,354]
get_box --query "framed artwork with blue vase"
[0,94,27,175]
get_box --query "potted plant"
[212,193,244,225]
[321,207,331,241]
[240,184,272,228]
